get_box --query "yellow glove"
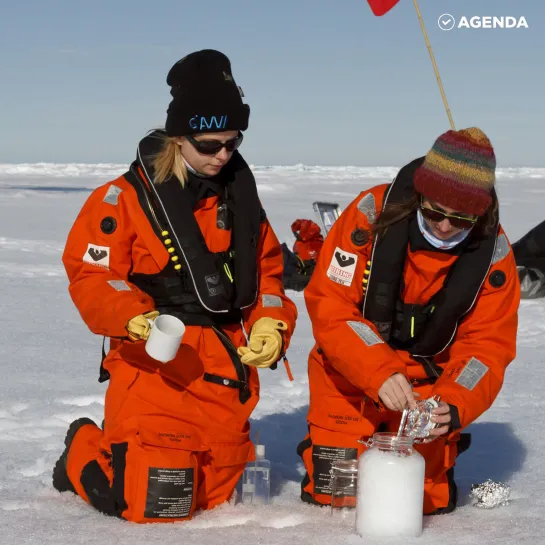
[237,317,288,368]
[126,310,160,341]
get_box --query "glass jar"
[329,459,358,518]
[356,432,425,537]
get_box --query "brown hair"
[370,190,499,240]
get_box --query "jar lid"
[372,432,415,448]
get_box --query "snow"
[1,163,544,544]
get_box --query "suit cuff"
[449,404,462,430]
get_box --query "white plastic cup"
[145,315,186,363]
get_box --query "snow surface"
[0,163,544,544]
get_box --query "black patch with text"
[312,445,358,496]
[144,467,194,519]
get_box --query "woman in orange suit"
[297,127,519,515]
[52,49,297,523]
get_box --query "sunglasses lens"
[227,135,243,151]
[449,217,476,230]
[194,141,224,155]
[421,207,445,223]
[192,134,243,155]
[421,206,475,230]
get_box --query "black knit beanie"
[165,49,250,137]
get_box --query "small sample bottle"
[241,444,271,505]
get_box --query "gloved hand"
[237,317,288,368]
[126,310,160,341]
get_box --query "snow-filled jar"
[355,432,425,538]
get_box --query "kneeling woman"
[53,50,297,522]
[298,128,519,515]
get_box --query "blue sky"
[0,0,543,166]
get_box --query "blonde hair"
[152,133,188,186]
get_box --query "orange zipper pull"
[283,355,294,382]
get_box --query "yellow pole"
[412,0,456,130]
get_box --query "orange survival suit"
[297,158,519,514]
[59,131,297,522]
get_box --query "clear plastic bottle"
[241,444,271,505]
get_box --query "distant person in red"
[291,219,324,262]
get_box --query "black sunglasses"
[420,198,478,230]
[186,133,243,155]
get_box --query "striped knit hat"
[414,127,496,216]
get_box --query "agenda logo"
[438,15,529,31]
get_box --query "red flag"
[367,0,400,16]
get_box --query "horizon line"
[1,162,545,170]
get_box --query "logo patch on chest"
[327,247,358,286]
[83,243,110,269]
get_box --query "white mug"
[145,314,186,363]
